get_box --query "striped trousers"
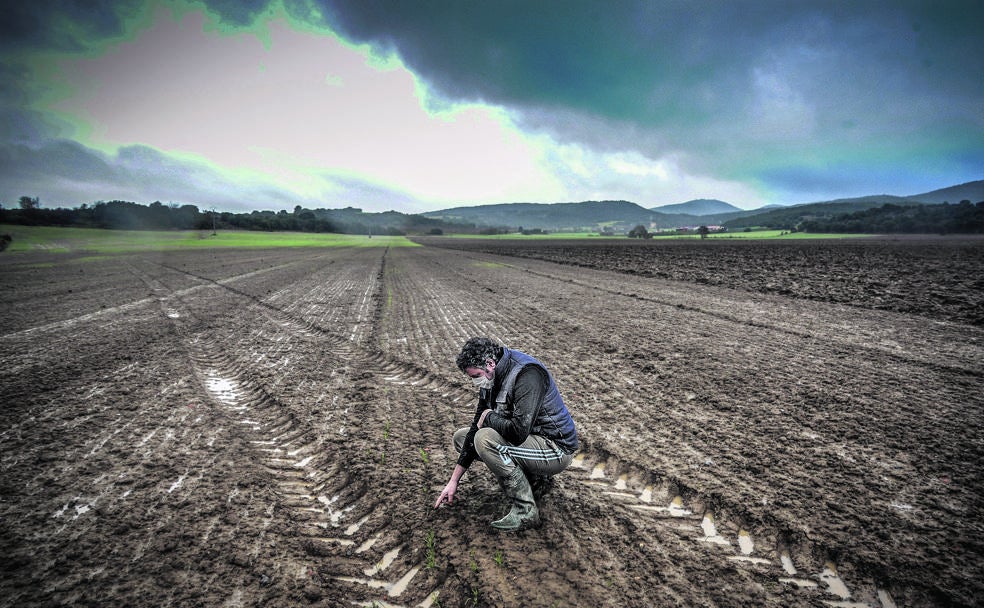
[453,426,574,479]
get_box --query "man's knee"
[474,427,501,454]
[474,427,510,471]
[452,427,470,454]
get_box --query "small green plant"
[493,549,504,567]
[468,549,478,573]
[425,530,437,569]
[382,421,391,441]
[419,447,430,464]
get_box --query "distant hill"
[422,200,657,231]
[422,199,764,231]
[422,180,983,233]
[905,180,984,204]
[722,198,916,230]
[649,199,741,216]
[723,180,983,230]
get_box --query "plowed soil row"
[1,239,981,607]
[412,236,984,325]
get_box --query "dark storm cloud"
[5,1,982,141]
[2,0,980,209]
[312,0,984,123]
[197,0,279,27]
[298,0,984,198]
[0,0,145,53]
[1,139,116,186]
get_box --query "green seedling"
[493,549,505,567]
[419,447,430,464]
[425,530,437,569]
[468,550,479,573]
[382,421,391,441]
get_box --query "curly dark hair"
[455,337,503,372]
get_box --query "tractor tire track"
[124,251,458,607]
[373,245,977,607]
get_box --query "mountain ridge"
[649,199,741,216]
[420,180,983,231]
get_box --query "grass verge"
[0,225,418,254]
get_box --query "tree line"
[798,201,984,234]
[0,198,473,236]
[3,196,983,236]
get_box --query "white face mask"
[471,375,493,390]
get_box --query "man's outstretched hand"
[434,480,458,508]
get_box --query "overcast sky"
[1,0,981,213]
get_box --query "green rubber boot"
[491,468,540,531]
[526,472,554,501]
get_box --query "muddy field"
[414,236,984,326]
[1,237,981,607]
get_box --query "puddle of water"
[364,547,401,577]
[345,515,370,536]
[614,474,628,490]
[700,513,717,536]
[304,534,353,546]
[388,565,419,597]
[737,529,754,555]
[699,513,730,545]
[821,562,852,600]
[204,375,242,406]
[877,590,898,608]
[780,551,797,575]
[418,590,441,608]
[639,485,653,502]
[330,504,354,526]
[334,575,388,589]
[53,499,74,518]
[294,456,314,468]
[356,532,383,554]
[728,555,771,565]
[628,495,693,517]
[167,474,186,493]
[589,463,605,479]
[668,496,692,517]
[571,454,586,468]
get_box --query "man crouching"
[435,337,579,531]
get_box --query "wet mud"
[1,237,981,607]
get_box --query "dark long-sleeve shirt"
[456,366,547,469]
